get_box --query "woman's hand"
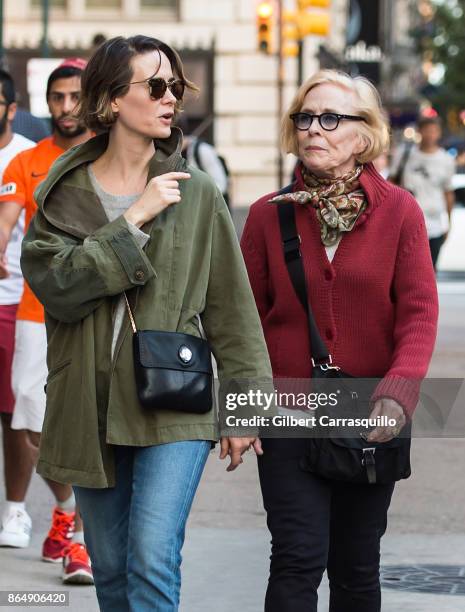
[219,436,263,472]
[366,398,407,443]
[124,171,191,228]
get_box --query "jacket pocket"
[40,360,72,467]
[45,359,72,393]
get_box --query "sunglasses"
[129,77,185,101]
[290,112,365,132]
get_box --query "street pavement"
[437,206,465,272]
[0,282,464,611]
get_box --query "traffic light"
[297,10,330,37]
[287,0,330,39]
[282,10,300,57]
[298,0,330,7]
[257,2,274,54]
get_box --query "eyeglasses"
[129,77,185,101]
[290,112,365,132]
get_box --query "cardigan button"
[324,270,332,281]
[325,328,333,340]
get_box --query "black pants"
[429,234,446,270]
[258,438,395,612]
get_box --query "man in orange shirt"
[0,59,94,584]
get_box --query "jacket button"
[135,270,145,281]
[324,270,332,281]
[325,328,333,340]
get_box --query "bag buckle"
[362,447,376,464]
[311,355,340,371]
[362,447,377,484]
[283,235,301,262]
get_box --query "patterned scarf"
[269,164,367,247]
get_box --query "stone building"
[3,0,349,209]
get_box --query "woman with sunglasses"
[241,70,438,611]
[20,36,271,611]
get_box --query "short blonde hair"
[281,69,390,164]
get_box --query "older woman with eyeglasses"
[241,70,438,612]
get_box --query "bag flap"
[328,434,409,450]
[134,330,213,374]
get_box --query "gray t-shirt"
[88,164,148,358]
[393,145,455,238]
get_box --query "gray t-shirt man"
[394,145,455,239]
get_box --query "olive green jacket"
[21,128,272,488]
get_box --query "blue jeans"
[74,440,211,612]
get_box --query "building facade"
[3,0,350,208]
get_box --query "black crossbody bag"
[276,187,411,485]
[124,294,213,414]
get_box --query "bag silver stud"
[179,345,193,363]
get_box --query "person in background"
[177,115,230,208]
[0,69,36,550]
[372,151,389,179]
[12,108,50,143]
[0,59,94,585]
[390,116,455,270]
[89,32,107,56]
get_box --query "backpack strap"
[389,142,413,186]
[192,138,203,171]
[192,139,230,207]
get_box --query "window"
[86,0,121,7]
[140,0,177,9]
[31,0,66,8]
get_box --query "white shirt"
[0,133,35,304]
[325,240,340,263]
[394,145,455,238]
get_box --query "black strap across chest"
[276,184,332,366]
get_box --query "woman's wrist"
[123,207,146,228]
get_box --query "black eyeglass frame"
[128,76,185,101]
[290,112,365,131]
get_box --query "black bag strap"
[389,142,413,186]
[276,189,332,367]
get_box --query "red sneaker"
[62,542,94,585]
[42,507,75,563]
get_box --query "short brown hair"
[417,116,442,130]
[77,35,198,131]
[281,69,390,164]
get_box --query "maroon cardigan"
[240,163,438,417]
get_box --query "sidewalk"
[1,478,465,611]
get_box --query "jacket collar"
[35,127,185,239]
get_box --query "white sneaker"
[0,507,32,548]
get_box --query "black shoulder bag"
[125,294,213,414]
[277,192,411,485]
